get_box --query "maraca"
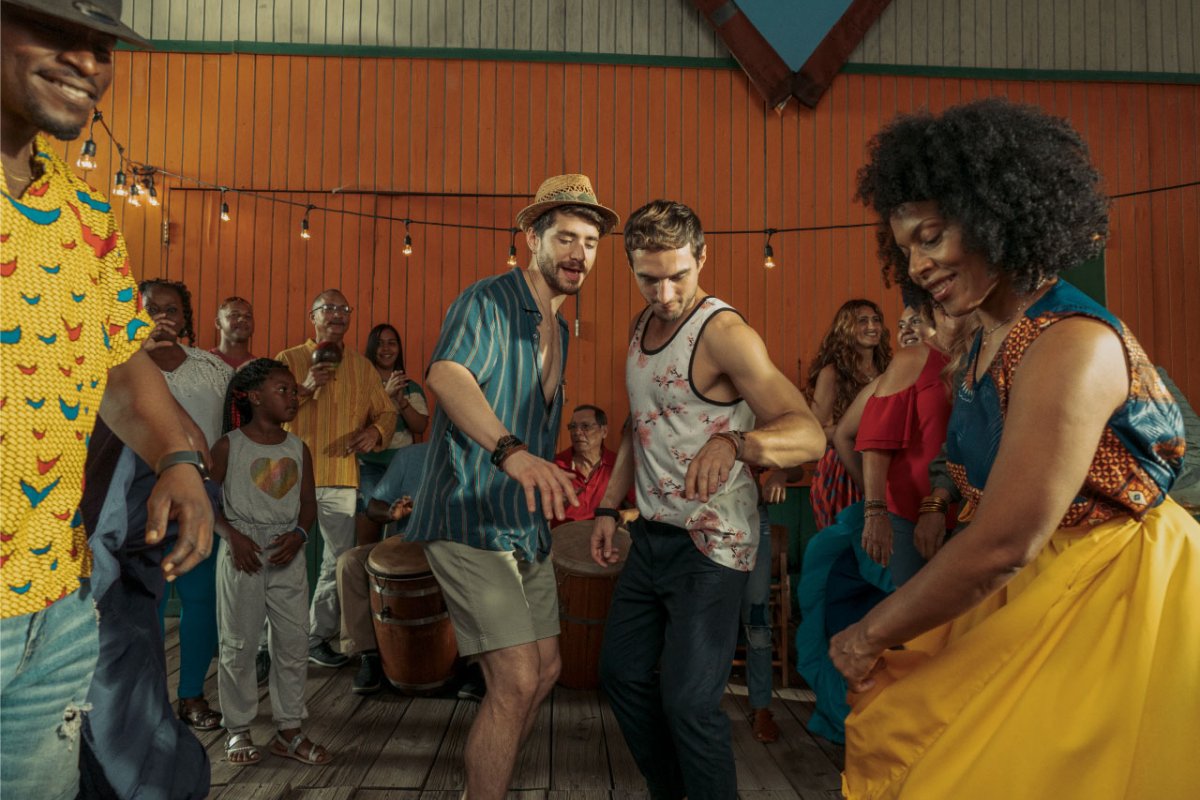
[311,340,344,368]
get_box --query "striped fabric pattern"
[276,341,396,488]
[407,269,568,561]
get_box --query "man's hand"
[590,515,621,568]
[346,425,382,454]
[761,470,789,504]
[149,465,215,581]
[266,531,305,567]
[913,511,948,560]
[301,362,337,396]
[685,435,738,503]
[227,528,263,573]
[389,496,414,521]
[500,449,579,520]
[862,513,894,567]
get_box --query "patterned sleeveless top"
[222,429,305,532]
[627,297,759,571]
[946,280,1184,527]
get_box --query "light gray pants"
[308,486,358,648]
[217,522,310,733]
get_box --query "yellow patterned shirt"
[1,136,151,619]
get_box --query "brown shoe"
[752,708,779,743]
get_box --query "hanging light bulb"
[127,182,141,207]
[76,138,97,170]
[763,229,777,269]
[506,227,519,266]
[145,178,160,207]
[112,169,128,197]
[402,219,413,256]
[300,205,313,240]
[219,189,230,222]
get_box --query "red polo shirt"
[553,446,630,527]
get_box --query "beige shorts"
[423,539,560,657]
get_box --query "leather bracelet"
[490,434,525,467]
[496,442,528,467]
[594,507,620,520]
[156,450,209,480]
[710,430,745,461]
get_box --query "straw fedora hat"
[2,0,150,48]
[515,174,620,233]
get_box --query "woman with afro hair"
[831,98,1199,798]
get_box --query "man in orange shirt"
[277,289,396,668]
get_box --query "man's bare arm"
[100,350,214,578]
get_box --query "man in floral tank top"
[591,200,825,800]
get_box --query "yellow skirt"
[842,498,1200,800]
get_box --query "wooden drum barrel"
[551,520,631,689]
[366,538,458,694]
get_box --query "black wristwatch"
[156,450,209,480]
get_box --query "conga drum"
[366,538,458,694]
[551,520,631,689]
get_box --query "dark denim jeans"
[599,519,749,800]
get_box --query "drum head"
[551,519,630,576]
[367,537,430,576]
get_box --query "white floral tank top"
[627,297,760,571]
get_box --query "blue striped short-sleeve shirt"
[407,269,568,560]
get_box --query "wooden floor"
[164,620,844,799]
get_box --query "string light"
[219,188,231,222]
[76,139,97,170]
[402,219,413,256]
[75,111,101,170]
[145,177,160,207]
[506,227,520,266]
[762,228,777,269]
[300,205,313,240]
[112,169,128,197]
[127,182,141,207]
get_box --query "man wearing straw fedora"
[1,2,215,798]
[408,174,618,799]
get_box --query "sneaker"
[308,641,350,669]
[456,677,486,703]
[353,652,382,695]
[255,649,271,686]
[752,708,780,743]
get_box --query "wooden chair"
[732,524,792,688]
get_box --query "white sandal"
[224,732,261,765]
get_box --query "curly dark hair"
[138,278,196,344]
[855,98,1109,296]
[222,358,292,433]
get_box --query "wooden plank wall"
[119,0,1200,75]
[120,0,729,57]
[851,0,1199,72]
[61,55,1200,449]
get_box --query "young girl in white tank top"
[209,359,330,766]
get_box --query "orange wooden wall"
[71,53,1200,447]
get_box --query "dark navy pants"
[599,519,749,800]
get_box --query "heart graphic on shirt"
[250,457,299,499]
